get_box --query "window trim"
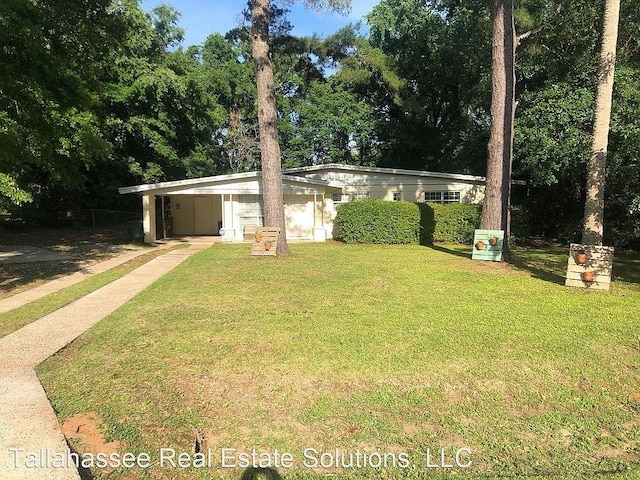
[352,191,370,201]
[422,191,461,204]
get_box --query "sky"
[140,0,380,47]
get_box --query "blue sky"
[140,0,380,47]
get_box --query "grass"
[37,243,640,479]
[0,245,187,338]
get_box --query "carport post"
[313,194,317,228]
[142,194,157,243]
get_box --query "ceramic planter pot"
[255,233,263,243]
[264,241,272,251]
[581,271,594,283]
[575,252,587,265]
[475,241,485,250]
[489,236,499,246]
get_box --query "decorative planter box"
[250,227,280,257]
[565,244,614,291]
[471,229,504,262]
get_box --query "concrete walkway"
[0,243,180,314]
[0,239,215,479]
[0,246,71,264]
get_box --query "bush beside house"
[335,199,420,244]
[335,200,481,244]
[418,203,482,244]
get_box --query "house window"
[392,191,403,202]
[237,194,264,226]
[332,192,349,204]
[353,192,370,201]
[423,191,461,203]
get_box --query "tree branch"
[516,25,544,46]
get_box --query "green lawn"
[38,243,640,479]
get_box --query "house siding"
[121,164,487,244]
[293,168,485,237]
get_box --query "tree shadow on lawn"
[427,242,565,286]
[241,467,283,480]
[510,253,568,286]
[611,253,640,284]
[512,242,639,286]
[427,242,639,287]
[427,243,472,260]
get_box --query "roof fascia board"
[119,173,336,195]
[284,163,486,182]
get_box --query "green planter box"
[472,229,504,262]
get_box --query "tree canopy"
[1,0,639,247]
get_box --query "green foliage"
[199,33,257,173]
[0,173,31,206]
[515,84,594,187]
[604,66,640,247]
[0,0,118,211]
[366,0,491,173]
[335,199,420,244]
[417,203,482,244]
[509,204,532,243]
[281,80,376,166]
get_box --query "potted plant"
[255,232,263,243]
[489,236,499,246]
[475,241,485,250]
[264,241,272,251]
[575,250,587,265]
[581,270,594,283]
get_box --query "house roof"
[118,171,341,195]
[119,163,522,195]
[284,163,487,183]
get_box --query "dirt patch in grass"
[61,412,123,455]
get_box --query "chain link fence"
[78,209,143,241]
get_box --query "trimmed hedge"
[335,199,420,244]
[335,200,482,245]
[417,202,481,244]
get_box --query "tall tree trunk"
[251,0,290,256]
[481,0,516,261]
[582,0,621,245]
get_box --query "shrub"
[335,199,420,244]
[417,203,482,244]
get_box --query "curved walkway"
[0,239,215,479]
